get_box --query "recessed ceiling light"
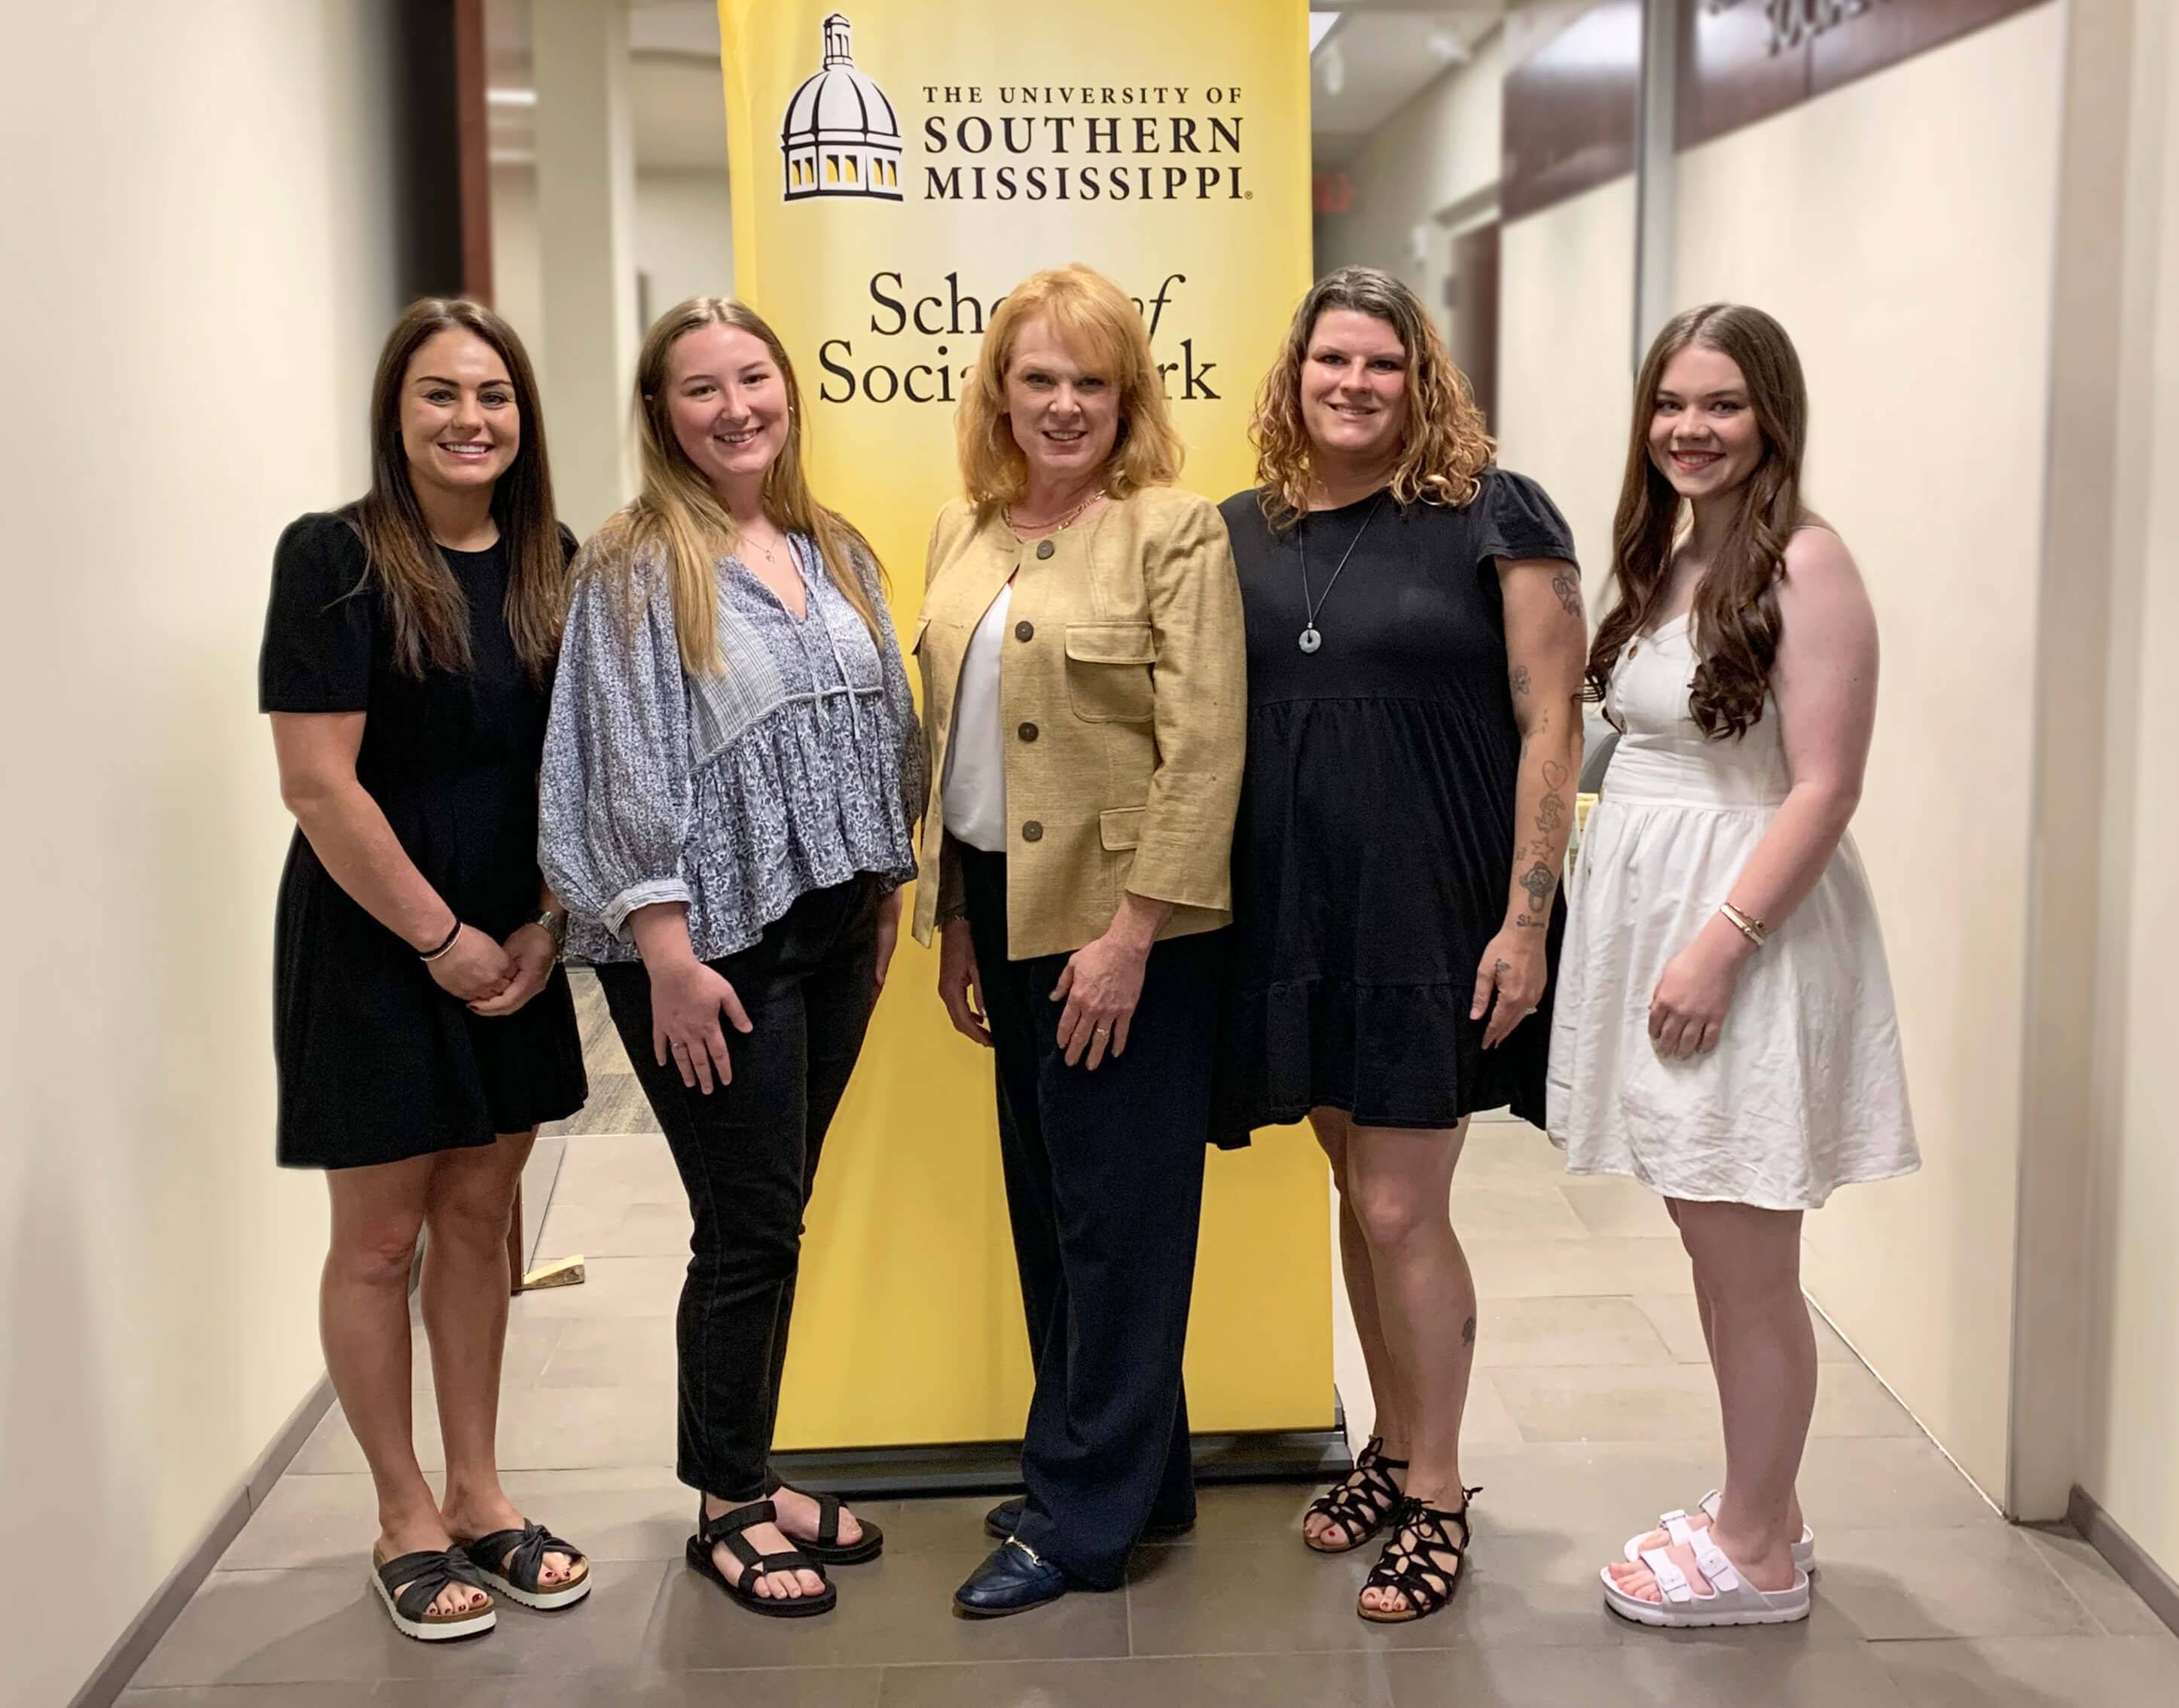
[487,87,537,108]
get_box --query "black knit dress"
[1216,468,1576,1134]
[261,513,587,1169]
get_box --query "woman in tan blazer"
[911,264,1246,1617]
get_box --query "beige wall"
[1496,175,1637,586]
[0,5,406,1704]
[635,167,736,322]
[1667,2,2064,1499]
[2082,0,2179,1580]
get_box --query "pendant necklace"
[1296,493,1384,654]
[738,523,782,567]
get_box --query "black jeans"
[961,848,1219,1589]
[596,875,880,1502]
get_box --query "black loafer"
[983,1496,1195,1543]
[953,1538,1069,1618]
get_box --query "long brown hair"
[1250,267,1494,530]
[351,297,564,680]
[954,264,1185,510]
[1588,303,1808,740]
[594,296,884,678]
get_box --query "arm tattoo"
[1551,566,1583,618]
[1509,664,1531,697]
[1461,1315,1477,1348]
[1521,859,1555,913]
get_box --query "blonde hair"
[592,296,885,677]
[956,264,1184,509]
[1250,267,1494,530]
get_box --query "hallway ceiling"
[1311,4,1508,167]
[485,0,725,171]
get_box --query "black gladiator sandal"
[1302,1435,1410,1555]
[1357,1490,1481,1624]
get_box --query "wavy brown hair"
[593,297,885,679]
[1588,303,1808,740]
[956,264,1185,510]
[350,297,565,680]
[1250,267,1494,530]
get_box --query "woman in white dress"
[1548,303,1917,1629]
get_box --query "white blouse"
[941,580,1012,854]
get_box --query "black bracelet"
[419,917,462,962]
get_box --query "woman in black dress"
[1220,268,1587,1623]
[262,299,590,1642]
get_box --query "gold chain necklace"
[1006,486,1105,537]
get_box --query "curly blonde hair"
[1251,267,1494,529]
[956,264,1184,509]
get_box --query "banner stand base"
[772,1411,1357,1501]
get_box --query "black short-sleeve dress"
[1217,468,1576,1134]
[261,512,587,1170]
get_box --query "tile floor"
[123,974,2173,1706]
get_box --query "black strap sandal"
[686,1499,838,1619]
[458,1519,592,1610]
[1303,1435,1409,1554]
[1358,1490,1482,1624]
[762,1471,885,1564]
[370,1546,496,1642]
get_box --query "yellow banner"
[717,0,1331,1449]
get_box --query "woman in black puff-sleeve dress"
[261,300,590,1642]
[1219,270,1588,1627]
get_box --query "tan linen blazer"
[909,484,1246,960]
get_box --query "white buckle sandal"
[1601,1523,1811,1628]
[1623,1490,1815,1572]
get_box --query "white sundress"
[1546,613,1919,1211]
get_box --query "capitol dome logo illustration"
[780,14,903,202]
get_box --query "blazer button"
[1021,820,1044,843]
[1035,538,1055,560]
[1018,721,1039,743]
[1014,620,1034,642]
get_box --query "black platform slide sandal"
[687,1499,838,1618]
[370,1546,496,1642]
[457,1519,592,1611]
[764,1473,886,1565]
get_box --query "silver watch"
[534,908,569,953]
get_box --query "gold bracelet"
[1719,901,1769,947]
